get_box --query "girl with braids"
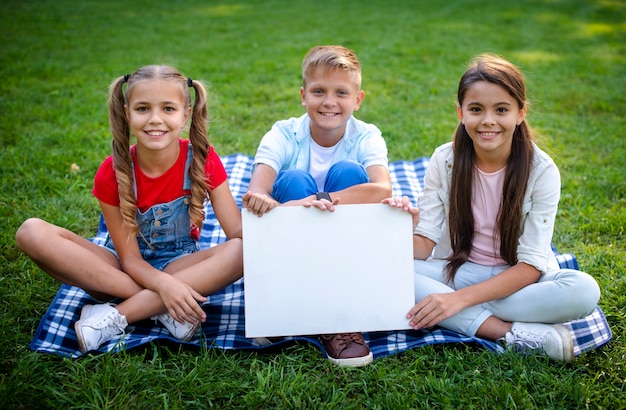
[383,54,600,361]
[16,65,243,353]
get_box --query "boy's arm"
[284,164,391,209]
[242,163,281,216]
[324,164,392,204]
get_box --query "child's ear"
[353,90,365,111]
[517,105,527,125]
[457,104,464,124]
[300,87,306,106]
[183,106,191,127]
[124,104,130,121]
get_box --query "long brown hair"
[107,65,210,236]
[445,54,535,282]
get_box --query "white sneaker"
[505,322,574,362]
[153,313,200,341]
[74,304,128,353]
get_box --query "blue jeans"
[412,259,600,336]
[271,160,369,203]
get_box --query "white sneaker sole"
[155,314,201,341]
[74,321,89,354]
[178,321,201,342]
[550,324,574,362]
[75,304,97,353]
[327,351,374,367]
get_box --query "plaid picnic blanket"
[30,154,612,359]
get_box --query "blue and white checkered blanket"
[30,154,612,359]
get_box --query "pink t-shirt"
[469,166,507,266]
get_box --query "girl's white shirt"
[415,141,561,273]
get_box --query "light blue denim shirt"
[252,113,388,173]
[415,141,561,273]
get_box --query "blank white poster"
[242,203,415,337]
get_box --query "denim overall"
[104,144,199,270]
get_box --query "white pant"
[413,259,601,337]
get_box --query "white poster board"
[242,203,415,337]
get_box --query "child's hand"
[303,196,341,212]
[382,196,420,230]
[157,276,207,324]
[242,191,279,217]
[406,292,464,330]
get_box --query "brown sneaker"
[319,332,373,367]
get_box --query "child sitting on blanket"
[16,65,243,353]
[383,54,601,361]
[242,45,392,367]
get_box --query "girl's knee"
[224,238,243,261]
[578,272,601,312]
[557,269,601,317]
[15,218,47,250]
[228,237,243,252]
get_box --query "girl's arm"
[382,196,436,259]
[407,262,540,330]
[452,262,540,307]
[100,201,167,291]
[209,180,242,239]
[100,201,204,309]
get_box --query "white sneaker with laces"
[74,303,128,353]
[154,313,200,341]
[505,322,574,362]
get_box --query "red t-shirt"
[93,139,227,212]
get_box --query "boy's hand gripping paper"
[242,203,415,337]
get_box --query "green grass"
[1,0,624,408]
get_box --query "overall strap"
[129,143,194,195]
[131,146,138,197]
[183,142,193,191]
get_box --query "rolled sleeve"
[415,144,452,255]
[516,150,561,272]
[252,119,298,174]
[357,126,389,170]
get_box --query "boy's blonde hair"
[302,45,362,89]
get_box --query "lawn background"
[1,0,624,408]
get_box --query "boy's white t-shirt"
[309,140,339,192]
[470,166,507,266]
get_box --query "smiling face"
[300,67,364,146]
[124,78,190,153]
[457,80,526,169]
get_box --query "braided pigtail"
[186,78,210,232]
[108,74,138,235]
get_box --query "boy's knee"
[273,169,317,202]
[278,169,312,184]
[325,161,368,192]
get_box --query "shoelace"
[93,312,125,334]
[504,333,541,352]
[321,333,364,347]
[510,339,541,352]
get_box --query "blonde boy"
[243,45,391,367]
